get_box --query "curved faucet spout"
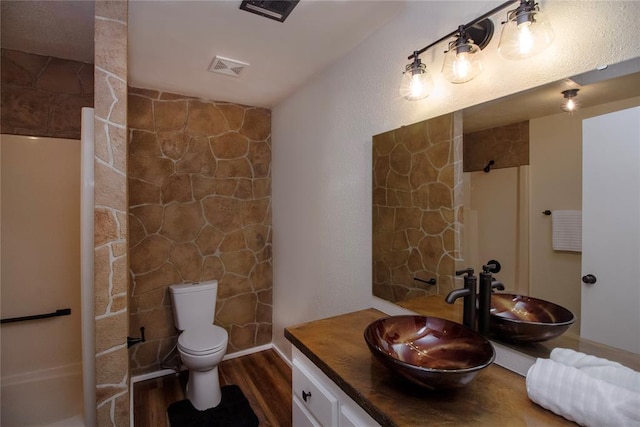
[491,280,505,291]
[445,288,471,304]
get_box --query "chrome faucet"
[445,268,477,330]
[478,263,505,335]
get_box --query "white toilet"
[169,280,228,411]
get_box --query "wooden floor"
[133,349,292,427]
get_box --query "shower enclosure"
[0,108,95,427]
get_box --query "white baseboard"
[131,342,285,384]
[272,343,292,368]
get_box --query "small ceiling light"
[498,0,554,60]
[561,89,580,112]
[442,25,486,84]
[399,51,433,101]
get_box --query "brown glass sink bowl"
[490,293,576,343]
[364,315,495,390]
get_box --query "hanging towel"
[526,349,640,426]
[552,210,582,252]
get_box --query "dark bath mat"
[167,384,259,427]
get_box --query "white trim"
[492,341,535,377]
[272,343,292,368]
[131,368,182,384]
[222,343,273,361]
[371,296,416,316]
[131,343,279,384]
[1,362,82,387]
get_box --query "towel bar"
[0,308,71,324]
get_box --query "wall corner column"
[94,1,129,425]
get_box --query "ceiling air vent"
[208,56,249,78]
[239,0,300,23]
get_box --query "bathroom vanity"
[285,308,574,426]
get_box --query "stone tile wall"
[94,2,129,426]
[463,121,529,172]
[372,112,463,303]
[127,87,272,375]
[1,48,94,139]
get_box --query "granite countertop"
[285,308,575,426]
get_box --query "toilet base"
[186,365,222,411]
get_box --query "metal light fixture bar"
[408,0,519,61]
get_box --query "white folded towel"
[551,210,582,252]
[527,349,640,426]
[551,348,640,393]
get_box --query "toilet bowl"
[169,281,228,411]
[177,324,228,410]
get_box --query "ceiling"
[1,0,405,108]
[3,1,639,114]
[1,1,95,64]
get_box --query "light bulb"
[561,89,580,112]
[442,40,484,84]
[410,74,425,98]
[564,98,576,111]
[498,1,554,60]
[399,56,433,100]
[454,52,471,80]
[517,22,534,56]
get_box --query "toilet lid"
[178,325,228,356]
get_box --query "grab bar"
[1,308,71,324]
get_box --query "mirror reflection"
[373,57,640,356]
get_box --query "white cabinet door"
[582,106,640,353]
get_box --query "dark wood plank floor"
[133,349,292,427]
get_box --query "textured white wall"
[272,1,640,358]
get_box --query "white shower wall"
[0,134,83,426]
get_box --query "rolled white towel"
[551,348,640,393]
[526,358,640,427]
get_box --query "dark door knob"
[582,274,597,284]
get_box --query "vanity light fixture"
[561,89,580,112]
[402,0,555,101]
[399,51,434,100]
[498,0,554,60]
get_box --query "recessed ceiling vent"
[239,0,300,23]
[208,56,249,78]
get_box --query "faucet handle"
[455,267,475,277]
[483,259,501,273]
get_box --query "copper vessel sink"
[490,293,575,343]
[364,315,495,390]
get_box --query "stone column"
[94,1,129,425]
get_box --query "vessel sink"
[490,293,575,343]
[364,315,495,390]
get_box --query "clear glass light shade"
[561,89,580,112]
[399,62,433,101]
[498,9,554,60]
[562,97,579,112]
[442,42,484,83]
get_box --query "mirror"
[373,57,640,361]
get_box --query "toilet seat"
[178,324,228,356]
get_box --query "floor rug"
[167,385,259,427]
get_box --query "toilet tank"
[169,280,218,331]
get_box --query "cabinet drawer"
[293,396,321,427]
[293,358,338,427]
